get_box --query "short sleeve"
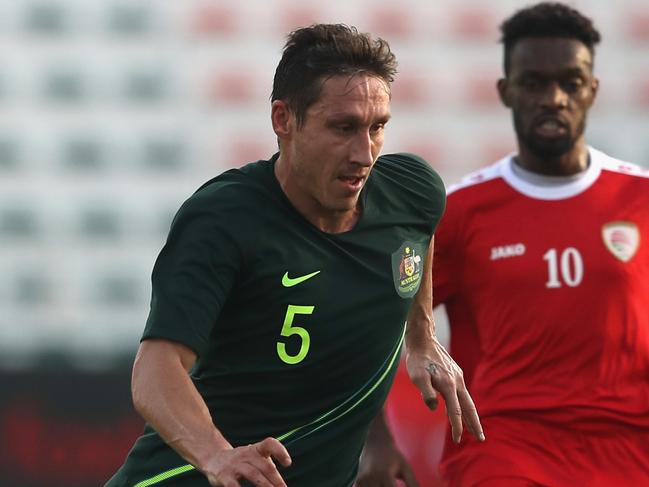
[142,188,243,357]
[385,153,447,235]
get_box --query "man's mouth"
[533,117,568,138]
[338,175,365,192]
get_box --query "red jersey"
[434,147,649,430]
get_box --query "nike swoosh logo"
[282,270,321,287]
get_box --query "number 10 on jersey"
[543,247,584,288]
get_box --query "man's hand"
[133,341,291,487]
[404,237,484,444]
[406,336,484,444]
[356,442,418,487]
[357,411,419,487]
[202,437,292,487]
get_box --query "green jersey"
[106,153,445,487]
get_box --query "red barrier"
[0,369,142,487]
[0,364,448,487]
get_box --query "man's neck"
[515,139,589,176]
[274,154,361,234]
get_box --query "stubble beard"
[514,112,587,159]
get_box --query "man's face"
[280,74,391,214]
[498,37,598,158]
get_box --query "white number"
[543,248,561,288]
[543,247,583,288]
[560,248,583,287]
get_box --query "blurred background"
[0,1,647,486]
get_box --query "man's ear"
[271,100,292,138]
[497,78,511,108]
[589,77,600,105]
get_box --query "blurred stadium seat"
[24,2,70,36]
[61,136,106,171]
[191,3,238,36]
[368,6,416,39]
[449,6,498,40]
[0,137,21,170]
[277,4,326,35]
[624,7,649,43]
[0,205,40,238]
[106,4,154,37]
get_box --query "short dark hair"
[500,2,601,74]
[271,24,398,127]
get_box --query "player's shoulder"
[373,152,445,198]
[376,152,442,181]
[171,158,276,224]
[592,147,649,181]
[372,153,446,226]
[377,152,428,167]
[370,152,446,211]
[446,155,510,198]
[197,158,273,195]
[190,158,275,206]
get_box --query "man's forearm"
[365,408,397,446]
[131,340,232,472]
[405,236,436,348]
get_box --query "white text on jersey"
[491,243,526,261]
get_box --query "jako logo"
[491,243,526,261]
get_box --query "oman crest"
[602,221,640,262]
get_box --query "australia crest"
[391,242,424,298]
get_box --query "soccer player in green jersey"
[105,24,483,487]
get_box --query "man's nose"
[350,131,374,167]
[540,81,568,109]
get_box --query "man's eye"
[336,124,354,134]
[521,78,541,90]
[563,79,583,93]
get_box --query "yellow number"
[276,305,314,364]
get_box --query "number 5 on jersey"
[277,305,315,364]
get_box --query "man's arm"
[404,237,484,443]
[357,238,484,486]
[356,410,419,487]
[131,339,292,487]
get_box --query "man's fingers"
[443,389,464,443]
[355,474,390,487]
[236,461,283,487]
[422,388,438,410]
[416,380,438,410]
[255,458,290,487]
[409,355,482,443]
[411,367,438,410]
[458,388,485,441]
[257,438,292,467]
[399,463,420,487]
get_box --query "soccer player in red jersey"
[357,3,649,486]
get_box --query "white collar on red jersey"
[500,146,603,200]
